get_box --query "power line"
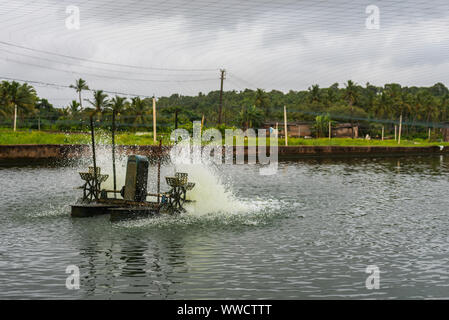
[0,47,216,77]
[0,40,218,72]
[0,75,152,98]
[0,56,218,83]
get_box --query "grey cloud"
[1,0,449,107]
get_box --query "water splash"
[68,142,282,224]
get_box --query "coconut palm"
[86,90,109,115]
[70,78,89,110]
[0,82,10,119]
[344,80,359,138]
[314,113,331,138]
[130,97,148,128]
[308,84,321,103]
[254,88,270,117]
[161,105,182,129]
[238,105,264,129]
[68,100,80,116]
[110,96,127,115]
[1,81,37,130]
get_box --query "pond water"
[1,154,449,299]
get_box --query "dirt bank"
[1,144,448,161]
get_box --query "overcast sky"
[1,0,449,107]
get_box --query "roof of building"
[263,121,311,126]
[334,123,358,128]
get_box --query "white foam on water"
[176,163,255,216]
[169,146,262,216]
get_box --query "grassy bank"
[0,129,168,145]
[1,129,448,147]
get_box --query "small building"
[333,123,359,138]
[263,121,312,138]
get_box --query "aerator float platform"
[70,113,195,221]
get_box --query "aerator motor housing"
[121,155,149,202]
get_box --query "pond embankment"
[1,144,449,161]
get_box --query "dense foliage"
[1,79,449,138]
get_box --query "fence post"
[13,104,17,132]
[284,106,288,146]
[153,96,157,143]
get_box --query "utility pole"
[201,114,205,132]
[284,106,288,146]
[218,69,226,124]
[153,96,157,143]
[13,104,17,132]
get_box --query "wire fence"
[0,111,447,141]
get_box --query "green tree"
[314,113,331,138]
[68,100,80,116]
[1,81,37,129]
[344,80,359,138]
[86,90,109,115]
[70,78,89,110]
[308,84,321,103]
[238,105,264,129]
[254,88,270,118]
[130,97,149,128]
[110,96,127,115]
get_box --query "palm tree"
[0,81,11,119]
[68,100,80,116]
[314,113,331,138]
[2,81,37,131]
[308,84,321,103]
[161,105,182,129]
[130,97,148,128]
[86,90,109,115]
[254,88,270,118]
[110,96,127,115]
[70,78,89,111]
[384,84,404,117]
[344,80,359,138]
[326,83,339,106]
[238,105,263,129]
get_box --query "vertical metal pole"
[201,114,205,133]
[382,125,384,141]
[112,111,117,198]
[398,114,402,145]
[153,96,157,143]
[329,121,331,140]
[157,139,162,204]
[13,104,17,132]
[90,115,98,199]
[284,106,288,146]
[175,109,178,129]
